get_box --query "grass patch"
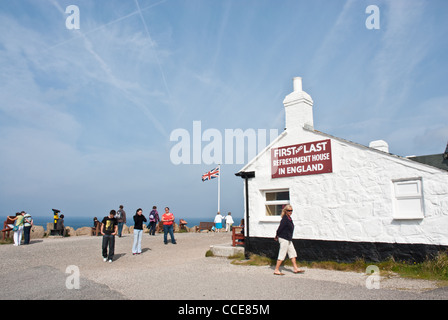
[0,238,13,245]
[385,253,448,281]
[228,251,448,282]
[230,253,274,266]
[205,249,215,257]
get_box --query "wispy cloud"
[45,0,170,136]
[372,0,428,112]
[0,0,446,217]
[308,0,357,79]
[134,0,171,100]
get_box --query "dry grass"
[227,251,448,282]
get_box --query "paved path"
[0,232,447,301]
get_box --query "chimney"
[283,77,314,131]
[369,140,389,153]
[293,77,302,92]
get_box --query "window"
[392,178,424,219]
[264,189,290,216]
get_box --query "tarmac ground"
[1,232,447,303]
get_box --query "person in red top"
[162,207,176,245]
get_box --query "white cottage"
[235,77,448,262]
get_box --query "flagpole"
[217,164,221,213]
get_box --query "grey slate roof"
[408,154,448,171]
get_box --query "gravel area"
[0,232,446,300]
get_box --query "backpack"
[149,210,156,222]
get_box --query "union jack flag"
[202,166,220,181]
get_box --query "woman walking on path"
[214,212,224,232]
[273,205,305,275]
[161,207,176,244]
[225,212,234,232]
[132,208,147,255]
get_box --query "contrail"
[44,0,170,136]
[134,0,171,100]
[45,0,167,52]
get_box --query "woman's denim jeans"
[132,229,143,253]
[163,224,176,244]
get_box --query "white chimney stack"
[369,140,389,153]
[293,77,303,92]
[283,77,314,131]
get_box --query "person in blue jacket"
[274,205,305,275]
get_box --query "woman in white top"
[225,212,234,232]
[214,212,224,232]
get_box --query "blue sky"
[0,0,447,220]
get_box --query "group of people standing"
[213,212,235,232]
[101,205,177,263]
[6,211,34,246]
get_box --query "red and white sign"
[271,139,332,178]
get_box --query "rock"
[30,226,45,239]
[66,227,76,237]
[76,226,92,236]
[46,222,53,233]
[122,224,129,234]
[44,223,54,236]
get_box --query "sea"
[31,214,243,230]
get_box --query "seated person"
[92,217,101,235]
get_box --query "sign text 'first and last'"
[271,139,333,178]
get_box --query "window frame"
[392,177,424,220]
[260,188,290,222]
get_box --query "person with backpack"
[148,206,159,236]
[116,205,127,237]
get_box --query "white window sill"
[392,216,424,220]
[259,216,282,223]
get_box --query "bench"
[50,229,63,236]
[179,219,188,231]
[157,221,163,233]
[1,217,15,240]
[232,226,244,247]
[197,222,215,232]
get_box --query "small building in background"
[236,77,448,263]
